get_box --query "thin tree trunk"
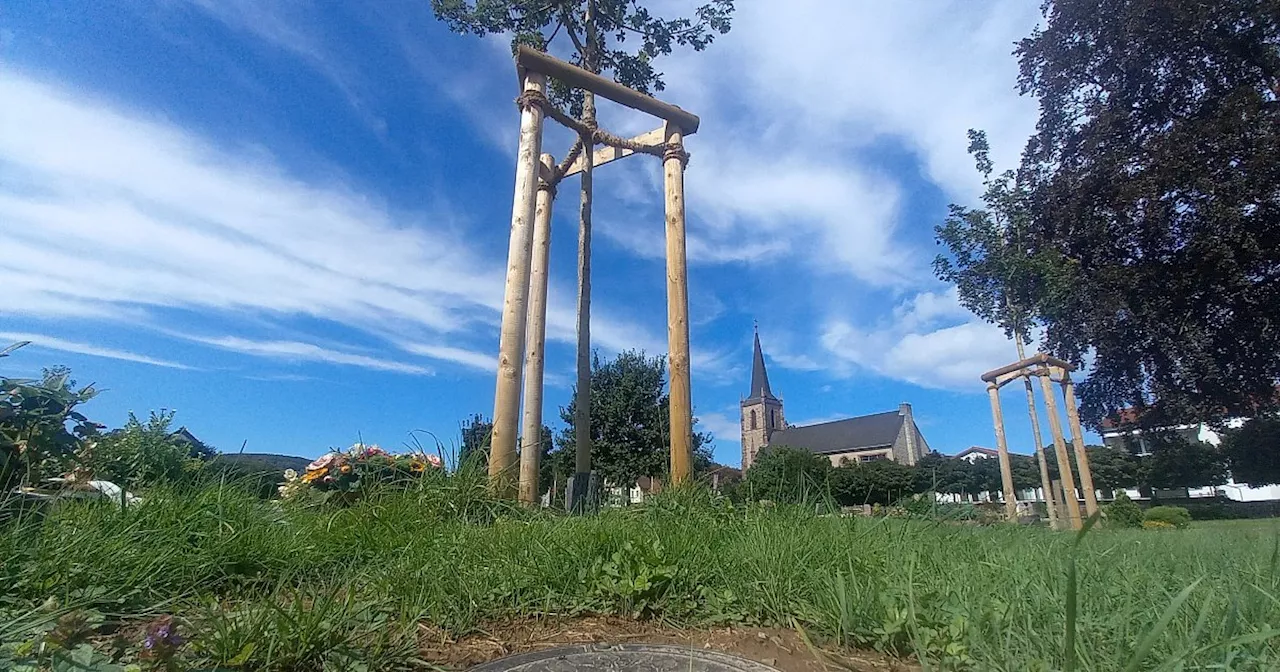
[1014,334,1059,529]
[573,0,597,479]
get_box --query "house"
[740,328,931,469]
[1100,409,1280,502]
[702,464,742,492]
[952,446,999,463]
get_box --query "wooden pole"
[663,122,693,485]
[1038,369,1082,528]
[1023,374,1060,529]
[489,72,547,495]
[986,383,1019,522]
[1013,340,1059,530]
[518,153,556,506]
[1061,373,1100,518]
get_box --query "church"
[740,330,933,469]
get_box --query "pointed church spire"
[748,324,777,401]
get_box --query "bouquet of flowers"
[279,443,443,502]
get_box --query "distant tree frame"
[981,353,1099,530]
[488,46,700,503]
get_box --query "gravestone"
[470,644,781,672]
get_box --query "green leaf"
[0,341,30,358]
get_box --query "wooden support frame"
[979,352,1099,530]
[493,46,701,499]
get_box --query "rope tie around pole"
[663,143,690,167]
[537,178,557,199]
[515,89,549,112]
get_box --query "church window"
[770,409,776,427]
[750,409,757,430]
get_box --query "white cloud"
[401,343,495,373]
[696,411,741,444]
[0,70,666,371]
[0,332,191,369]
[820,289,1018,390]
[187,336,431,375]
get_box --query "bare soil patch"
[417,616,919,672]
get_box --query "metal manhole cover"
[469,643,783,671]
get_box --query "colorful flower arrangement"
[279,442,443,502]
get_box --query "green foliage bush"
[78,410,203,488]
[0,352,102,489]
[1182,500,1247,521]
[1144,505,1192,529]
[831,459,915,506]
[1105,492,1143,528]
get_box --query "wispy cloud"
[0,70,665,373]
[400,343,495,373]
[186,336,431,375]
[0,332,191,369]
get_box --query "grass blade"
[1122,578,1204,672]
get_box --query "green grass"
[2,479,1279,671]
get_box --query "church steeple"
[747,326,776,402]
[741,324,785,470]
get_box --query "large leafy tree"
[740,445,833,504]
[555,349,713,488]
[989,0,1279,427]
[1222,414,1280,486]
[831,460,916,506]
[458,413,493,470]
[431,0,733,111]
[1138,433,1229,491]
[1082,445,1140,493]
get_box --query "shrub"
[1105,492,1143,528]
[1144,505,1192,529]
[1182,500,1245,521]
[1142,520,1176,530]
[77,410,202,489]
[0,355,102,489]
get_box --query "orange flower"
[301,469,327,483]
[340,464,352,474]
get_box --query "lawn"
[3,478,1279,671]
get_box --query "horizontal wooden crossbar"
[561,126,665,177]
[516,46,700,134]
[981,353,1075,382]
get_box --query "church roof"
[769,411,904,455]
[745,328,777,403]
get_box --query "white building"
[1100,415,1280,502]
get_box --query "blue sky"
[0,0,1100,465]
